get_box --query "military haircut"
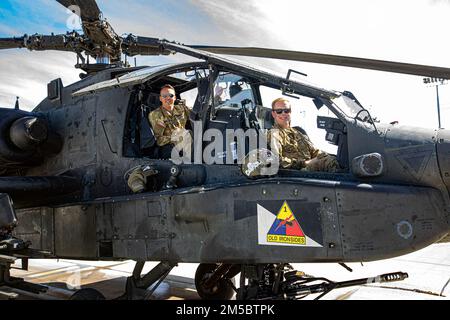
[271,97,291,109]
[160,84,176,93]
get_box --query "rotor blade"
[1,34,81,53]
[56,0,101,22]
[0,37,25,49]
[160,41,339,99]
[190,46,450,79]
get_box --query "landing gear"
[237,263,287,300]
[0,254,47,299]
[0,222,45,299]
[194,263,240,300]
[117,261,177,300]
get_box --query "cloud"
[94,0,214,43]
[0,50,79,110]
[0,1,84,110]
[188,0,273,45]
[189,0,450,129]
[0,23,21,35]
[430,0,450,5]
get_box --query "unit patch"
[267,201,305,245]
[257,200,323,247]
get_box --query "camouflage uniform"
[127,102,191,193]
[148,101,190,146]
[268,123,339,172]
[127,165,156,193]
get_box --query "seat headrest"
[229,83,242,97]
[264,109,274,129]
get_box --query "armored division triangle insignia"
[267,201,306,245]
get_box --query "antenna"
[423,77,448,129]
[14,97,19,110]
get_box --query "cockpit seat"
[229,83,243,98]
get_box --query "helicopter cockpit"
[122,62,210,159]
[73,54,352,175]
[116,61,351,174]
[121,65,261,162]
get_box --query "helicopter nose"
[437,129,450,198]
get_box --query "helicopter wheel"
[69,288,106,300]
[195,263,236,300]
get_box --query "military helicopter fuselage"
[1,57,448,266]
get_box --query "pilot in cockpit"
[148,84,192,160]
[268,97,339,172]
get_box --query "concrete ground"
[1,242,449,300]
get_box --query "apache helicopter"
[0,0,449,300]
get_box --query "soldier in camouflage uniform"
[148,84,191,159]
[268,98,339,172]
[127,84,191,193]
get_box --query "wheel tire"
[69,288,106,300]
[195,263,235,300]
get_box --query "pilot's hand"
[305,157,320,171]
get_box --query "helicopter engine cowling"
[0,108,62,173]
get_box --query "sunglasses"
[161,93,175,99]
[273,108,291,114]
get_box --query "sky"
[0,0,450,150]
